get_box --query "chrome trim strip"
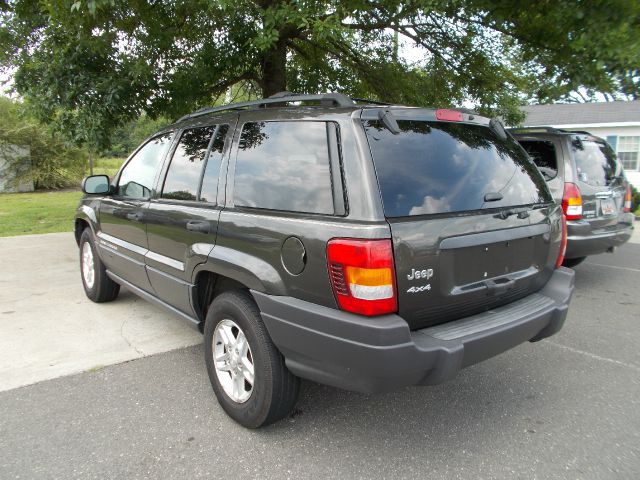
[145,251,185,272]
[97,243,146,267]
[97,231,184,271]
[146,264,191,285]
[97,231,148,256]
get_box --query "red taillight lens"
[624,184,632,213]
[562,182,583,220]
[436,109,463,122]
[555,214,568,268]
[327,239,397,316]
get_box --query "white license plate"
[600,198,616,216]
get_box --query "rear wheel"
[562,256,586,268]
[79,228,120,302]
[204,290,300,428]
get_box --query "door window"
[162,126,215,201]
[118,133,173,198]
[200,125,230,203]
[234,121,334,214]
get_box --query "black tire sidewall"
[79,229,100,300]
[204,292,276,428]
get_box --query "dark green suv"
[75,93,575,427]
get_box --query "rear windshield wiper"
[495,203,549,220]
[495,206,531,220]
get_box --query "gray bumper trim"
[252,267,575,393]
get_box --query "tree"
[1,0,639,138]
[0,97,87,189]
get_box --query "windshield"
[572,138,620,187]
[364,120,551,217]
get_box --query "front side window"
[234,121,334,214]
[118,133,173,198]
[162,126,215,201]
[617,136,639,171]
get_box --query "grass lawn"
[0,190,83,237]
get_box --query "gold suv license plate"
[600,198,616,216]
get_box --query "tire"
[79,228,120,303]
[204,290,300,428]
[562,256,586,268]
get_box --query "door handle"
[186,220,211,233]
[126,212,144,222]
[485,278,516,297]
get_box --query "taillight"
[436,109,463,122]
[555,214,568,268]
[562,182,583,220]
[624,184,632,213]
[327,239,397,316]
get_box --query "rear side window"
[519,140,558,181]
[364,120,550,217]
[162,126,214,201]
[572,138,620,187]
[234,121,334,214]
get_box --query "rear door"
[570,136,626,227]
[362,110,562,330]
[145,121,235,314]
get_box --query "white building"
[520,100,640,188]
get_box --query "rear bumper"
[253,267,575,394]
[565,214,634,259]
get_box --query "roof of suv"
[171,92,491,128]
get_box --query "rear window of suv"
[364,120,550,217]
[572,138,620,187]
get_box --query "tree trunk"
[261,39,288,98]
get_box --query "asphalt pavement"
[1,230,639,479]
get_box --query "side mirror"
[82,175,110,195]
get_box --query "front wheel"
[79,228,120,303]
[204,290,300,428]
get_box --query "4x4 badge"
[407,284,431,293]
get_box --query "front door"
[98,132,174,292]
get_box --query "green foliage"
[0,97,88,189]
[1,1,639,138]
[101,115,171,158]
[630,183,640,214]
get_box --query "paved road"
[1,231,639,479]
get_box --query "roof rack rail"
[351,97,392,106]
[560,129,597,136]
[177,92,357,122]
[508,126,564,134]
